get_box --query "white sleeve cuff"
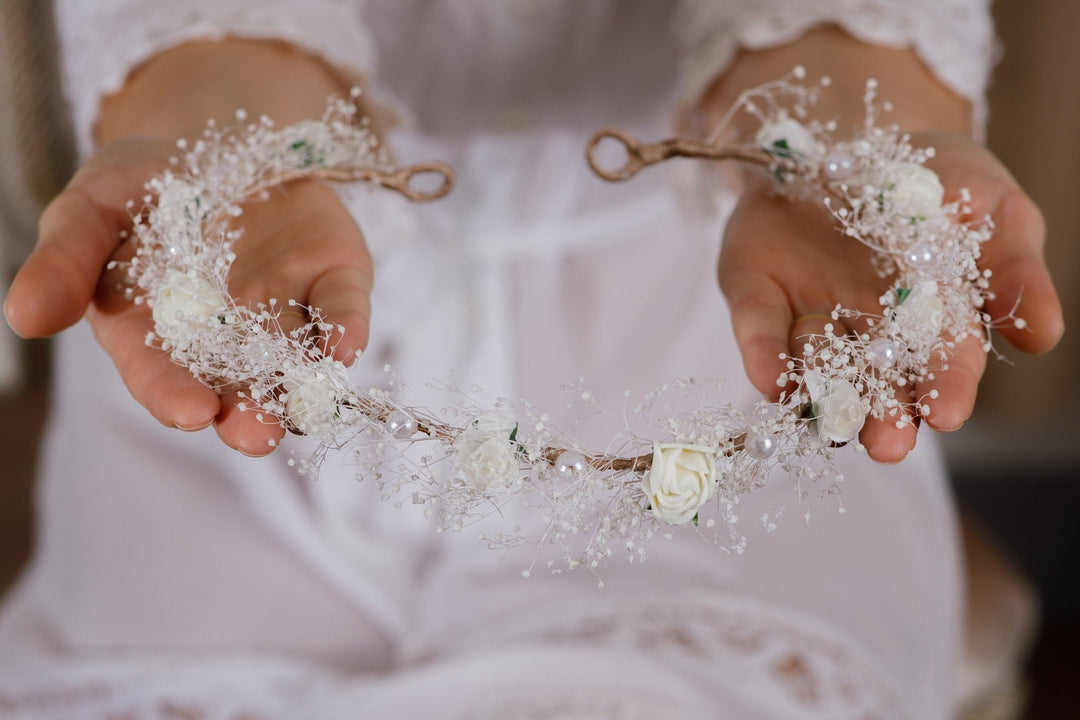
[672,0,997,136]
[54,0,379,157]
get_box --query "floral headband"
[115,72,1018,577]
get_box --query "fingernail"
[174,418,213,432]
[237,446,272,458]
[3,301,25,338]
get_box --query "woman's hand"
[720,131,1063,462]
[4,136,373,456]
[3,38,372,455]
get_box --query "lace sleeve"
[52,0,376,157]
[672,0,997,135]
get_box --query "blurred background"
[1,1,1077,718]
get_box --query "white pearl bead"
[905,241,936,268]
[822,151,855,180]
[555,450,588,476]
[385,409,417,438]
[746,432,777,460]
[866,337,898,369]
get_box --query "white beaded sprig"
[117,77,1017,576]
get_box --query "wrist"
[96,38,356,146]
[702,26,971,146]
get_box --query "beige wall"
[980,0,1080,424]
[940,1,1080,474]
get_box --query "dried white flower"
[643,443,717,526]
[281,359,354,436]
[756,116,824,161]
[884,162,944,219]
[151,271,227,341]
[895,280,945,334]
[454,415,521,492]
[804,370,867,445]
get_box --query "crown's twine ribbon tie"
[585,127,777,182]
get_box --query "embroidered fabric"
[673,0,997,135]
[0,599,903,719]
[445,593,905,719]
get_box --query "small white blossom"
[804,370,867,445]
[281,359,354,435]
[643,443,717,526]
[884,162,944,219]
[152,271,228,341]
[895,280,945,334]
[756,116,825,160]
[455,415,520,492]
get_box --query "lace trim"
[54,0,378,158]
[673,0,997,136]
[0,596,909,719]
[0,655,361,719]
[445,593,906,719]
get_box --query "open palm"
[5,137,373,455]
[720,131,1063,463]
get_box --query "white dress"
[0,1,994,718]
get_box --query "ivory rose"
[455,415,520,491]
[152,271,228,341]
[895,280,945,334]
[642,443,717,526]
[804,370,867,445]
[884,162,945,219]
[282,359,354,436]
[756,117,824,160]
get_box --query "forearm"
[702,26,971,152]
[96,38,355,145]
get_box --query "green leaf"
[508,423,518,443]
[768,137,795,160]
[692,513,700,527]
[290,139,308,150]
[896,287,912,305]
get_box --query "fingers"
[308,263,373,364]
[982,189,1064,354]
[87,303,220,431]
[923,133,1064,355]
[721,268,792,401]
[790,314,920,463]
[859,413,918,464]
[214,389,286,457]
[5,188,125,337]
[5,139,174,338]
[921,333,987,432]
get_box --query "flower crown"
[116,73,1018,577]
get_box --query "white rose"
[804,370,867,445]
[152,271,228,341]
[281,360,354,436]
[756,117,824,161]
[642,443,717,526]
[895,280,944,334]
[884,162,944,219]
[455,415,520,491]
[283,378,337,436]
